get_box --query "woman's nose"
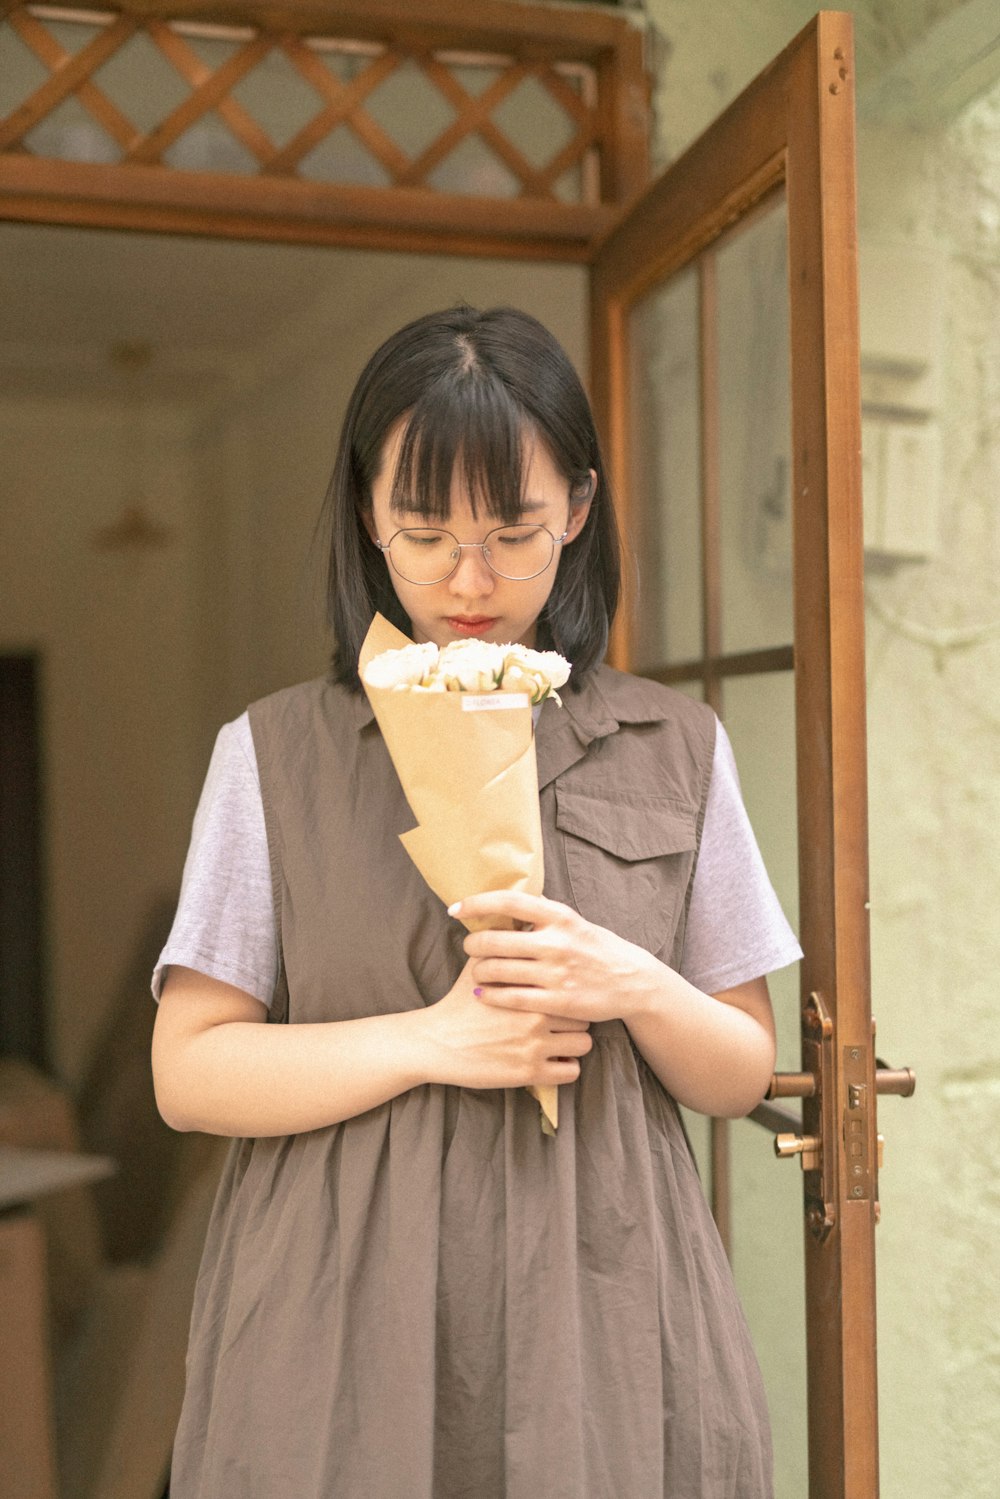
[447,544,495,597]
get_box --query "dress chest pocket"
[554,786,699,956]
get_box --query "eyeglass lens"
[385,524,557,584]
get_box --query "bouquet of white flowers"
[363,635,569,703]
[360,614,571,1133]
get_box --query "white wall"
[0,398,202,1082]
[858,102,1000,1498]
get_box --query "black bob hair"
[322,304,621,690]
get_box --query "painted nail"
[447,902,461,916]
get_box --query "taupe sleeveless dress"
[169,666,772,1498]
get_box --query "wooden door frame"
[590,13,875,1498]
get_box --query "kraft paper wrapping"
[360,613,558,1132]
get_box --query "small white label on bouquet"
[461,693,530,712]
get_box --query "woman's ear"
[359,506,378,544]
[564,469,597,544]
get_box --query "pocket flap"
[555,788,698,861]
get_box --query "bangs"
[389,367,532,525]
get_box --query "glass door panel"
[626,264,702,672]
[716,196,794,656]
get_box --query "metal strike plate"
[843,1046,874,1202]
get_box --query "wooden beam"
[109,0,645,58]
[0,150,613,257]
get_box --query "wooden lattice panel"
[0,1,650,256]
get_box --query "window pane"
[716,198,794,655]
[627,264,702,670]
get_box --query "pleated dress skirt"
[170,1022,772,1499]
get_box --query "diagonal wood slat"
[460,63,568,196]
[332,93,413,183]
[531,121,596,197]
[147,19,277,166]
[0,12,138,151]
[266,40,401,177]
[124,30,274,164]
[535,64,592,131]
[402,55,536,191]
[475,90,555,194]
[9,9,138,152]
[421,57,595,196]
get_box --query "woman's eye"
[494,530,533,546]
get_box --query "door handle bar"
[750,1060,915,1134]
[873,1059,916,1097]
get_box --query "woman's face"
[365,422,593,650]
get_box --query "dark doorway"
[0,653,47,1066]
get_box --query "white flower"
[364,636,569,703]
[362,640,439,690]
[500,646,571,704]
[436,639,506,693]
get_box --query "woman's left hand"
[452,890,662,1026]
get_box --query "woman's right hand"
[419,959,592,1092]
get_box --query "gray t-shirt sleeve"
[152,714,278,1007]
[678,717,803,994]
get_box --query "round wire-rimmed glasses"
[374,522,570,585]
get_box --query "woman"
[152,304,801,1498]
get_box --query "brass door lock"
[775,1133,821,1170]
[757,998,916,1239]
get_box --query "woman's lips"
[445,616,498,636]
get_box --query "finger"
[474,983,545,1010]
[471,959,561,989]
[550,1031,593,1059]
[450,891,574,928]
[464,929,540,960]
[547,1015,591,1034]
[537,1057,583,1086]
[474,984,552,1013]
[475,986,589,1024]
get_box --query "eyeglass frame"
[373,520,571,585]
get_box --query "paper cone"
[360,614,558,1133]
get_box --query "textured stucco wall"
[859,91,1000,1499]
[643,2,1000,1494]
